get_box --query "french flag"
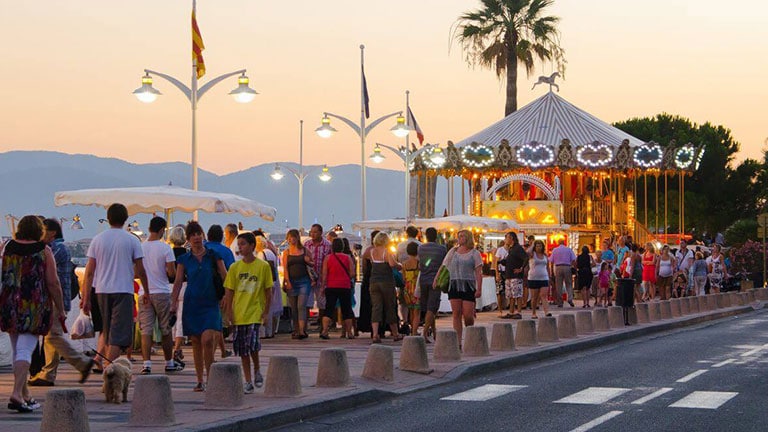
[407,106,424,144]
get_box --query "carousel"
[411,85,704,251]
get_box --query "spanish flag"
[192,6,205,79]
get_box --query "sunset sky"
[1,0,766,175]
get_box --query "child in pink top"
[597,262,610,307]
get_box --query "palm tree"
[454,0,566,116]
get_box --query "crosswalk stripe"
[631,387,673,405]
[669,391,738,409]
[676,369,708,383]
[441,384,528,401]
[741,343,768,357]
[554,387,631,405]
[712,358,736,368]
[569,411,623,432]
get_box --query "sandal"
[393,335,404,342]
[500,313,514,319]
[24,399,40,410]
[531,315,539,319]
[319,333,330,340]
[193,382,205,392]
[372,337,382,344]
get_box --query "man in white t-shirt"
[225,223,241,261]
[82,203,148,362]
[675,240,693,274]
[138,216,182,375]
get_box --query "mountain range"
[0,151,462,239]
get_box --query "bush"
[731,240,767,274]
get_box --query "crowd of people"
[0,206,740,413]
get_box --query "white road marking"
[554,387,631,405]
[669,391,738,409]
[631,387,673,405]
[569,411,624,432]
[712,358,736,368]
[676,369,708,383]
[696,360,713,364]
[441,384,527,401]
[740,343,768,357]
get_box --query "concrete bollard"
[756,288,768,301]
[706,294,718,311]
[399,336,433,373]
[490,323,515,351]
[680,297,690,315]
[659,300,672,319]
[740,292,750,305]
[575,310,594,334]
[649,301,661,321]
[433,329,462,362]
[592,308,610,331]
[515,320,538,346]
[635,303,650,323]
[316,348,351,387]
[130,375,175,426]
[730,292,742,306]
[264,356,302,397]
[536,317,559,342]
[608,306,625,328]
[206,363,244,407]
[715,293,728,309]
[362,345,394,382]
[669,298,682,317]
[556,314,577,338]
[628,306,638,325]
[463,326,491,357]
[695,296,706,313]
[41,389,90,432]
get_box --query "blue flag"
[362,65,370,119]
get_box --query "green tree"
[454,0,566,116]
[614,113,766,238]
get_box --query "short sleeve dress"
[0,241,52,336]
[177,249,223,336]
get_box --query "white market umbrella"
[351,218,408,231]
[54,185,276,221]
[411,215,519,232]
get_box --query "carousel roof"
[455,91,644,149]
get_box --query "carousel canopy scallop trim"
[409,92,704,176]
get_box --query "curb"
[187,302,765,431]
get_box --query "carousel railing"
[628,216,656,246]
[563,199,613,226]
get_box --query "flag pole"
[404,90,411,222]
[359,44,367,221]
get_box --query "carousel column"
[471,177,483,216]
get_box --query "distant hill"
[0,151,461,239]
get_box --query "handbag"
[436,266,450,293]
[304,250,319,284]
[210,253,225,300]
[393,268,405,288]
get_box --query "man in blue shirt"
[29,219,94,387]
[205,224,235,359]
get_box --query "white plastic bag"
[71,310,94,340]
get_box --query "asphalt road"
[270,309,768,432]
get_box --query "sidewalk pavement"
[1,292,765,432]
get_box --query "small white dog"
[103,357,132,404]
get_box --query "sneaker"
[140,366,151,375]
[243,381,255,394]
[193,382,205,392]
[165,362,184,373]
[254,370,264,388]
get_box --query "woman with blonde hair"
[435,229,482,346]
[707,244,727,294]
[369,232,402,344]
[169,225,188,366]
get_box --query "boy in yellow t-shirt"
[223,232,273,394]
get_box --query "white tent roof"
[455,91,644,148]
[352,215,519,233]
[54,185,277,221]
[351,219,408,231]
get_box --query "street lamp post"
[370,142,445,222]
[316,45,409,222]
[133,69,257,192]
[271,120,332,231]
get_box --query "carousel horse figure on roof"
[531,72,560,92]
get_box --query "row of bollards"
[38,288,768,431]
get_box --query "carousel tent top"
[455,91,644,149]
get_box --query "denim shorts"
[288,276,312,297]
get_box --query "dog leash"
[84,344,114,365]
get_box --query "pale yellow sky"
[1,0,766,175]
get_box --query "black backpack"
[70,262,80,301]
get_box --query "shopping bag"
[71,310,95,340]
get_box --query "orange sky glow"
[1,0,766,175]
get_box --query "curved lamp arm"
[198,69,246,100]
[375,142,407,163]
[364,111,402,137]
[144,69,192,101]
[323,112,361,136]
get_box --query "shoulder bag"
[210,252,225,300]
